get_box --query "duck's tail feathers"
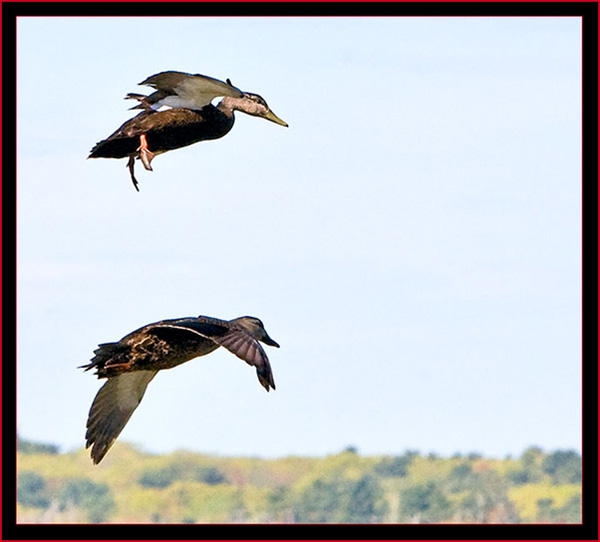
[125,93,154,111]
[79,342,123,373]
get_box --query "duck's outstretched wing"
[127,70,244,111]
[155,318,276,392]
[85,370,158,464]
[211,326,276,392]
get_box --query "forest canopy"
[16,436,581,524]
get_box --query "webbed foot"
[137,134,155,172]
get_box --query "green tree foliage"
[441,463,520,522]
[17,471,50,508]
[294,475,387,523]
[343,474,388,523]
[294,478,347,522]
[17,434,59,455]
[507,446,546,485]
[57,477,115,522]
[374,450,418,478]
[466,452,483,461]
[16,444,581,524]
[398,466,520,524]
[398,481,451,523]
[552,495,581,522]
[455,471,519,523]
[139,463,228,488]
[446,463,474,492]
[507,448,582,486]
[541,450,581,484]
[266,486,295,522]
[534,494,580,523]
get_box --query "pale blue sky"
[17,17,582,459]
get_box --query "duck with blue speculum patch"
[88,71,288,191]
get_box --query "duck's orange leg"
[137,134,155,172]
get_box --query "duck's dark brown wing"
[85,370,158,464]
[81,320,221,378]
[88,106,234,159]
[156,318,276,392]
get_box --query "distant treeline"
[16,435,581,524]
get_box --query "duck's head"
[228,92,288,127]
[233,316,280,347]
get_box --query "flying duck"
[80,315,280,464]
[88,71,288,191]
